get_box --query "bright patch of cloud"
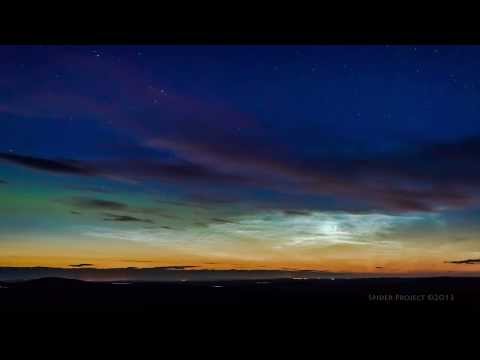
[208,211,437,248]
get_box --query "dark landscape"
[1,277,480,311]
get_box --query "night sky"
[2,45,480,275]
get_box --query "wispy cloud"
[69,197,128,211]
[69,263,94,267]
[81,227,174,244]
[207,210,427,248]
[283,209,312,216]
[445,258,480,265]
[210,218,238,224]
[65,185,112,194]
[103,213,153,224]
[0,152,96,175]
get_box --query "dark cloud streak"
[102,213,154,224]
[445,258,480,265]
[283,209,312,216]
[70,197,128,211]
[69,264,94,267]
[0,153,96,176]
[210,218,237,224]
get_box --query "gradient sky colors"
[2,45,480,276]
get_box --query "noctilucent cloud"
[1,45,480,275]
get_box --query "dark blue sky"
[3,46,480,155]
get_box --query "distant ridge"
[0,266,346,282]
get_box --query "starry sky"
[2,45,480,275]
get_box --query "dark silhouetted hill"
[13,277,88,289]
[1,277,480,312]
